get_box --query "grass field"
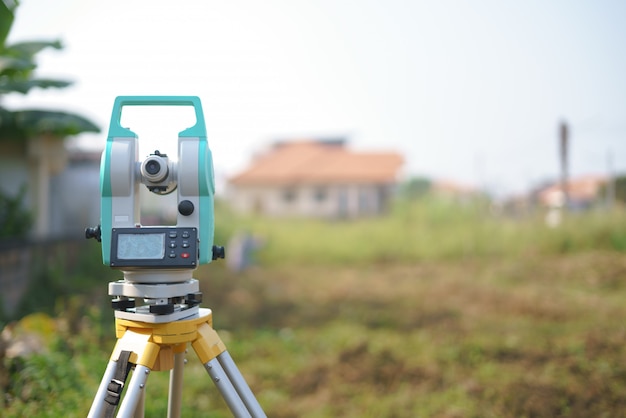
[3,198,626,417]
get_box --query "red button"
[181,252,190,259]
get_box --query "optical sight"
[140,150,175,194]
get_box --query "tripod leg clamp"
[103,350,133,417]
[192,322,227,364]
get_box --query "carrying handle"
[107,96,207,139]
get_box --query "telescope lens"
[145,160,161,175]
[140,155,169,185]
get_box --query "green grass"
[218,197,626,265]
[3,197,626,417]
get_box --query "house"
[0,135,72,239]
[532,174,609,227]
[227,139,404,218]
[0,142,102,239]
[49,150,102,237]
[537,175,608,209]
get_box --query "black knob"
[186,292,203,307]
[150,304,175,315]
[178,200,194,216]
[111,298,135,311]
[85,225,101,242]
[212,245,225,260]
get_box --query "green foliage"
[598,174,626,205]
[4,352,86,416]
[398,176,432,199]
[12,240,114,321]
[11,109,99,137]
[617,175,626,203]
[2,317,112,417]
[0,39,65,93]
[0,0,17,46]
[0,185,32,238]
[0,1,99,142]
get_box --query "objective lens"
[145,160,161,175]
[141,155,168,183]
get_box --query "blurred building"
[0,144,101,239]
[0,136,73,239]
[537,174,608,210]
[227,139,404,218]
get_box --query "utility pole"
[559,121,569,210]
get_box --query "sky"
[6,0,626,197]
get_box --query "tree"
[0,1,100,239]
[0,1,100,141]
[599,175,626,206]
[0,185,30,238]
[399,176,432,200]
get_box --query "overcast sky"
[7,0,626,196]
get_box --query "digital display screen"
[116,233,165,260]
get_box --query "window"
[314,188,327,202]
[283,189,296,202]
[358,188,374,214]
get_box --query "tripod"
[87,302,266,417]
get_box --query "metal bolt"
[139,384,145,389]
[145,369,150,375]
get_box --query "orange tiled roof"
[229,141,403,186]
[538,175,607,205]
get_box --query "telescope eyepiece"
[141,152,169,183]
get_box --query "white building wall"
[228,183,392,218]
[49,161,101,237]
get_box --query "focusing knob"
[178,200,194,216]
[212,245,225,260]
[85,225,101,242]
